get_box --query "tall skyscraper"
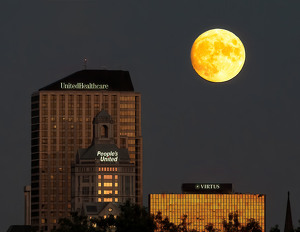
[31,70,142,231]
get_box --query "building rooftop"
[82,202,120,216]
[93,110,114,124]
[39,69,134,91]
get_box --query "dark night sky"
[1,1,300,231]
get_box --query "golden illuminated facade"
[149,194,265,232]
[31,70,142,231]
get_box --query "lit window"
[98,183,101,187]
[98,175,101,179]
[104,198,112,202]
[115,183,118,187]
[98,190,101,195]
[115,198,118,202]
[98,198,101,202]
[104,190,112,194]
[115,190,118,195]
[104,215,107,219]
[115,175,118,180]
[104,183,112,187]
[104,175,112,179]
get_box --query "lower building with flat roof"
[149,183,266,232]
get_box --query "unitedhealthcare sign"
[60,82,109,90]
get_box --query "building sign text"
[60,82,109,90]
[97,151,118,162]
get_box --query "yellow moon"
[191,29,245,82]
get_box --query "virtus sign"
[195,184,220,190]
[182,183,233,194]
[97,151,118,162]
[60,82,109,90]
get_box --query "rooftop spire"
[284,191,294,232]
[83,58,88,70]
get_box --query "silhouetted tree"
[154,211,178,232]
[53,212,89,232]
[269,225,280,232]
[294,220,300,232]
[241,218,262,232]
[204,223,219,232]
[115,200,155,232]
[223,211,241,232]
[89,215,116,232]
[222,212,263,232]
[154,212,198,232]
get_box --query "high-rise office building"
[31,70,142,231]
[149,184,266,232]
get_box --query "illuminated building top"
[39,70,134,91]
[77,110,130,164]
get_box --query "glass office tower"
[31,70,142,231]
[149,184,265,232]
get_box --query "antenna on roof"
[83,58,88,70]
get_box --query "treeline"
[51,201,299,232]
[270,222,300,232]
[154,211,262,232]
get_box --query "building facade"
[72,110,135,211]
[149,184,265,232]
[31,70,142,231]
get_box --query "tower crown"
[93,109,114,144]
[93,110,113,124]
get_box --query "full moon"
[191,29,245,82]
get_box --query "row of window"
[120,118,136,123]
[98,198,119,202]
[98,167,118,172]
[97,190,118,195]
[98,182,118,187]
[150,195,265,232]
[120,104,135,109]
[42,94,135,102]
[98,175,118,180]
